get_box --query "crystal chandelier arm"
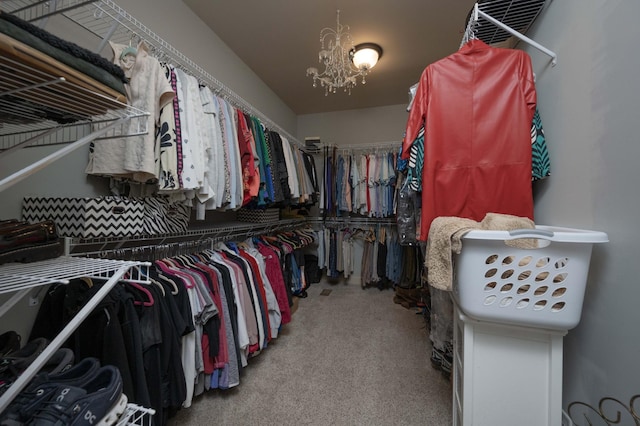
[307,9,370,95]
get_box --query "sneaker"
[0,358,101,426]
[0,338,48,395]
[42,348,74,375]
[27,365,127,426]
[0,331,21,358]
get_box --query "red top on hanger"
[402,39,537,241]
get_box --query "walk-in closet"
[0,0,637,425]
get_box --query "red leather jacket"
[402,39,537,241]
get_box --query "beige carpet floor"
[168,280,452,426]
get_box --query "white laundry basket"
[451,226,608,330]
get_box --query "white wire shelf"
[462,1,556,65]
[473,0,547,45]
[0,0,96,23]
[0,53,149,150]
[0,256,146,293]
[117,403,156,426]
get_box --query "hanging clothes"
[28,226,315,426]
[531,107,551,181]
[324,148,398,219]
[236,110,260,205]
[156,64,181,192]
[196,86,227,212]
[86,41,174,183]
[402,39,537,241]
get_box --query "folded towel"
[426,213,536,291]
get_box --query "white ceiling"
[183,0,479,115]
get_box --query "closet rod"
[321,141,400,152]
[470,3,557,65]
[76,221,312,260]
[308,217,397,226]
[93,0,306,150]
[65,218,310,256]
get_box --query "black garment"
[30,279,150,407]
[208,259,243,375]
[148,282,188,424]
[136,278,164,424]
[221,249,266,349]
[112,284,151,407]
[264,131,284,204]
[145,266,192,424]
[267,130,291,204]
[29,283,67,343]
[396,174,418,246]
[304,254,322,284]
[151,267,194,337]
[376,242,391,290]
[72,283,145,407]
[302,152,320,204]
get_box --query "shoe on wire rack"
[41,348,74,375]
[0,331,21,358]
[0,220,64,265]
[0,338,48,396]
[0,220,27,233]
[26,365,127,426]
[0,357,101,426]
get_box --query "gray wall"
[297,103,408,146]
[523,0,640,410]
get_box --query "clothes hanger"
[190,252,208,263]
[119,33,139,70]
[155,270,180,295]
[175,254,197,268]
[79,276,94,288]
[148,276,165,297]
[125,281,154,307]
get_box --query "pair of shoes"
[0,220,27,233]
[0,338,48,396]
[0,357,101,426]
[0,220,64,265]
[430,350,452,378]
[0,338,73,397]
[27,365,127,426]
[42,347,75,375]
[0,331,21,357]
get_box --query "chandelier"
[306,10,382,95]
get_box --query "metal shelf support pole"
[0,117,126,193]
